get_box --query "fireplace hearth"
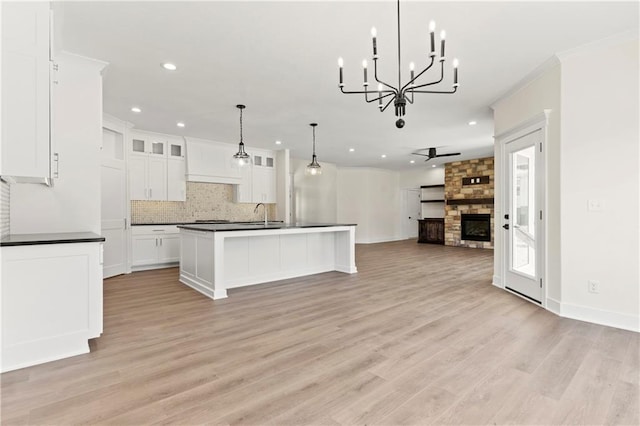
[461,214,491,242]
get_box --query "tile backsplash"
[131,182,275,224]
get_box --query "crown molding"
[489,55,560,111]
[555,28,639,61]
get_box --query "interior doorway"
[402,188,421,239]
[101,125,128,278]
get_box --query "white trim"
[357,235,405,244]
[494,110,551,141]
[546,297,561,315]
[492,275,503,288]
[490,56,560,110]
[560,302,639,333]
[556,29,639,61]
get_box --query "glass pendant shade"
[305,123,322,176]
[232,104,251,166]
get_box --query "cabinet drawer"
[132,225,179,236]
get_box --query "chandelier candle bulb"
[338,57,344,86]
[363,60,368,85]
[453,58,459,86]
[410,62,415,83]
[429,21,436,56]
[440,30,446,60]
[371,27,378,57]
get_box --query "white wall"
[493,61,562,303]
[10,52,106,234]
[275,149,290,222]
[399,167,445,189]
[559,37,639,330]
[492,34,639,332]
[291,157,337,223]
[336,167,402,244]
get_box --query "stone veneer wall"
[131,182,276,224]
[444,157,495,249]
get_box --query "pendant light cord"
[312,125,316,156]
[397,0,401,92]
[239,107,243,144]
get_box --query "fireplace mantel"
[446,198,494,206]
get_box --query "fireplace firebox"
[461,214,491,242]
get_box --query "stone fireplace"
[444,157,494,249]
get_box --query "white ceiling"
[57,1,638,170]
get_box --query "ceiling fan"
[412,147,461,162]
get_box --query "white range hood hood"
[185,137,242,185]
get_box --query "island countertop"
[177,222,356,232]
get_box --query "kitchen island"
[177,223,357,299]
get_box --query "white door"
[403,189,421,239]
[503,129,542,303]
[167,158,186,201]
[101,127,127,278]
[128,155,147,200]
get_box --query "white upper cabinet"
[233,148,276,204]
[185,137,241,184]
[129,130,184,201]
[0,2,53,182]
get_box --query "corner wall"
[558,37,639,330]
[492,61,562,303]
[10,53,106,234]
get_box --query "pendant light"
[232,104,251,166]
[305,123,322,176]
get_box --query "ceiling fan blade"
[411,152,431,157]
[435,152,461,157]
[424,157,432,162]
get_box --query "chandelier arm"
[404,92,414,105]
[340,87,394,96]
[400,56,435,93]
[380,96,395,112]
[409,87,459,94]
[366,92,396,104]
[405,61,445,92]
[373,59,399,93]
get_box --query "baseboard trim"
[357,236,406,244]
[492,275,502,288]
[546,297,561,315]
[559,302,639,333]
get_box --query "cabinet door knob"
[502,224,509,230]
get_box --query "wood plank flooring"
[2,240,638,425]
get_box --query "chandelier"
[338,0,459,128]
[305,123,322,176]
[232,104,251,166]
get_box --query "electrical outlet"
[587,199,604,212]
[588,280,600,294]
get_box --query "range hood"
[185,137,242,185]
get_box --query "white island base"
[179,225,357,300]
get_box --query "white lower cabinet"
[132,225,180,270]
[1,241,103,372]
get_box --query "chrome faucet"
[254,203,267,225]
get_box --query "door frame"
[102,114,133,275]
[496,110,549,308]
[401,188,422,239]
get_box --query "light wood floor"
[2,240,638,425]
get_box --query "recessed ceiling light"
[275,140,282,145]
[162,63,177,71]
[468,120,477,126]
[410,160,415,164]
[176,122,185,128]
[432,164,437,167]
[349,148,355,152]
[381,154,387,158]
[131,106,141,113]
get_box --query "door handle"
[503,224,509,230]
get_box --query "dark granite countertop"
[177,222,357,232]
[1,232,105,247]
